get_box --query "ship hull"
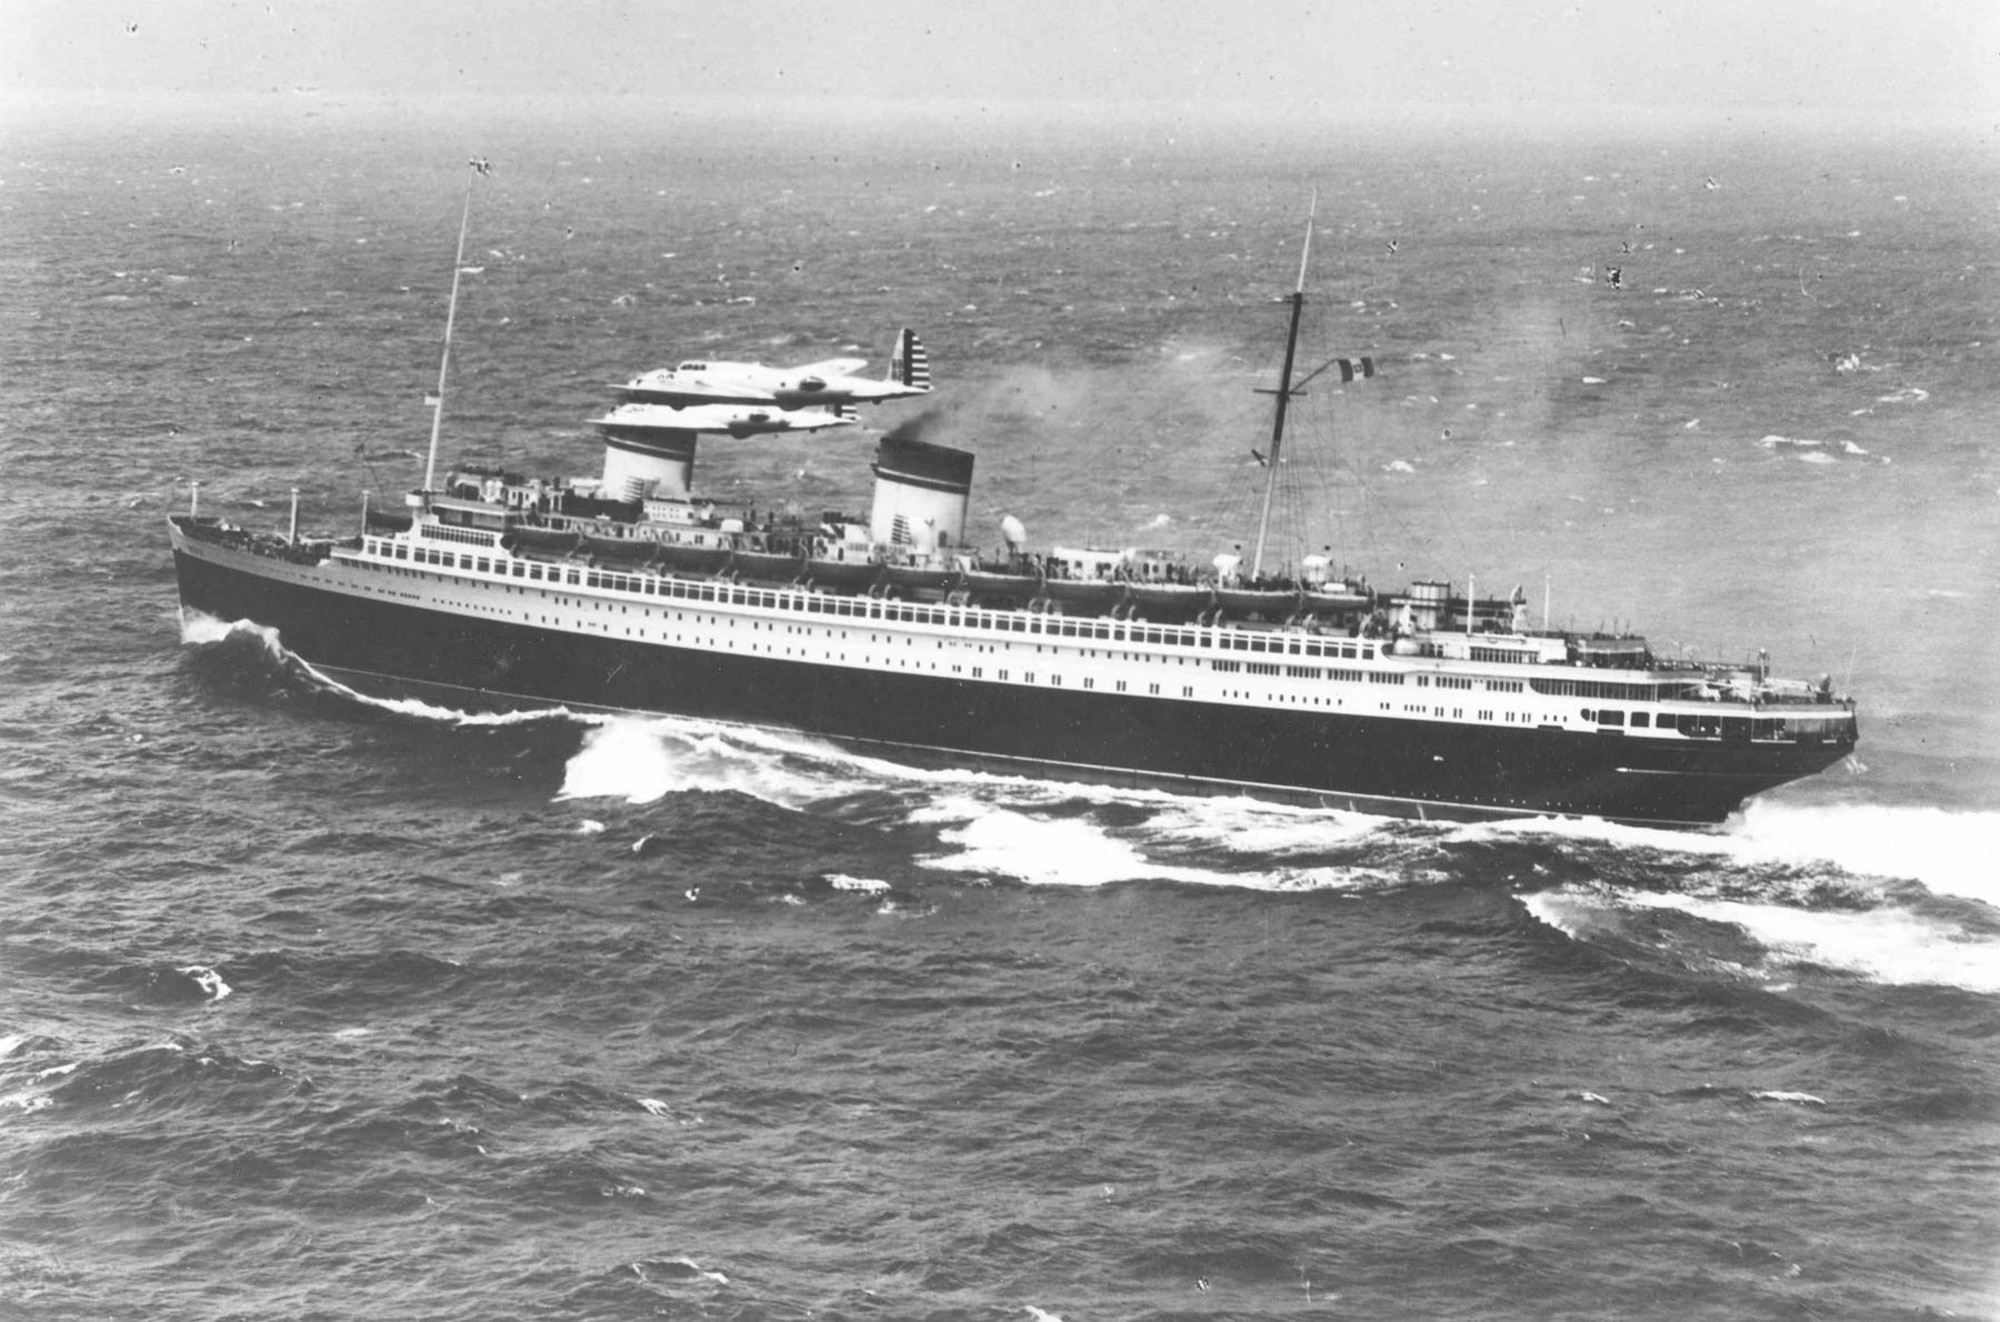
[172,535,1851,828]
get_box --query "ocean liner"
[170,183,1858,827]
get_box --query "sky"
[2,0,1993,130]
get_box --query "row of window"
[355,540,1817,732]
[1531,677,1680,702]
[418,524,500,549]
[353,561,1838,740]
[362,538,1395,661]
[1587,708,1794,740]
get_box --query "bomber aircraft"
[613,328,931,410]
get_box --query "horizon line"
[2,88,1990,140]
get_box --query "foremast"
[1248,193,1316,581]
[421,156,491,496]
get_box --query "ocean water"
[2,99,1998,1320]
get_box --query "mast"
[1249,192,1316,581]
[423,157,489,494]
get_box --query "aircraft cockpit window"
[800,377,825,391]
[678,361,707,371]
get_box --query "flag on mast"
[1335,356,1375,382]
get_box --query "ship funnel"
[1000,514,1027,551]
[870,434,973,552]
[597,421,699,500]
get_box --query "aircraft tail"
[888,328,932,391]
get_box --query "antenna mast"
[423,157,489,494]
[1249,191,1316,580]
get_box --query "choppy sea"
[2,99,1997,1320]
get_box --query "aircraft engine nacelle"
[869,435,973,553]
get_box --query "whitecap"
[556,715,860,808]
[1383,459,1416,474]
[665,1257,728,1285]
[1494,802,2000,910]
[912,796,1393,892]
[179,611,285,655]
[1136,795,1384,855]
[915,801,1158,886]
[827,874,891,893]
[1728,801,2000,907]
[180,965,232,1001]
[1519,891,1586,939]
[1615,888,2000,995]
[1752,1090,1826,1106]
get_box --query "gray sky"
[4,0,1993,127]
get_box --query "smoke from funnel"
[882,407,946,446]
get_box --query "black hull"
[172,544,1851,827]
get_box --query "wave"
[1458,801,2000,908]
[551,718,1416,888]
[909,793,1404,891]
[178,964,232,1001]
[179,609,286,655]
[554,715,849,808]
[1726,801,2000,907]
[188,624,1994,907]
[549,714,2000,906]
[181,610,588,729]
[1478,800,2000,994]
[305,676,585,728]
[1523,883,2000,995]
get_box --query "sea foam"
[1536,883,2000,995]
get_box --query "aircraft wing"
[594,402,857,437]
[717,404,858,437]
[611,374,779,406]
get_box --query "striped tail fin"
[888,328,932,390]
